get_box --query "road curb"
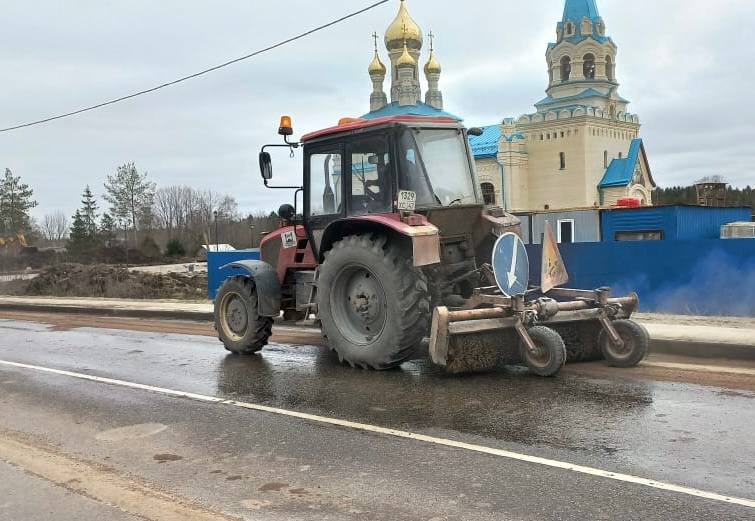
[650,339,755,361]
[1,302,753,362]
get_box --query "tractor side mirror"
[259,151,273,180]
[468,127,484,137]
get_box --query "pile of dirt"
[23,263,207,300]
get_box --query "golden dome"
[424,52,441,75]
[397,41,416,68]
[385,0,423,51]
[368,51,386,75]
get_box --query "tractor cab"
[259,115,491,262]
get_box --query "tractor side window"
[309,153,343,217]
[349,138,392,215]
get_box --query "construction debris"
[22,263,207,300]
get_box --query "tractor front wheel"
[317,235,430,370]
[214,276,273,355]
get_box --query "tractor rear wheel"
[599,319,649,368]
[519,326,567,377]
[317,234,430,370]
[214,276,273,355]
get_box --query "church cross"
[372,31,379,52]
[428,29,435,52]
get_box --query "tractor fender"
[319,215,441,267]
[220,260,281,317]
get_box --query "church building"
[364,0,656,212]
[471,0,656,210]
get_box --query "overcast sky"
[2,0,754,220]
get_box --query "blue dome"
[563,0,600,24]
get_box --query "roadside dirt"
[1,310,753,392]
[10,263,207,300]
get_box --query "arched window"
[565,22,574,36]
[548,62,553,83]
[583,54,596,79]
[604,150,608,168]
[605,55,615,81]
[481,183,496,206]
[560,56,572,81]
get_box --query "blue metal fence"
[526,239,755,316]
[601,206,751,241]
[207,250,261,300]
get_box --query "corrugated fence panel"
[601,207,674,240]
[526,239,755,316]
[675,206,752,240]
[601,206,751,241]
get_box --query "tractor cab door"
[304,144,346,250]
[345,134,394,217]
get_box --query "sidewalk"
[0,296,752,360]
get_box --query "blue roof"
[563,0,600,23]
[362,101,461,121]
[552,0,611,46]
[468,125,500,158]
[599,139,643,188]
[468,124,524,158]
[536,88,626,107]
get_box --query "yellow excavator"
[0,234,28,255]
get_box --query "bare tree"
[103,162,156,244]
[41,210,69,241]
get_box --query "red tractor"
[213,115,648,376]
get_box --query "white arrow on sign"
[507,237,518,289]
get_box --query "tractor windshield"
[398,128,479,208]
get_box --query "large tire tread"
[214,276,273,355]
[318,234,430,370]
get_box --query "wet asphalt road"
[0,317,754,520]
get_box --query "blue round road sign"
[492,233,529,296]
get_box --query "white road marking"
[1,359,753,509]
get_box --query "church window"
[540,134,544,141]
[565,22,574,36]
[548,62,553,83]
[481,183,496,206]
[560,131,565,138]
[560,56,572,81]
[574,129,578,135]
[559,152,566,170]
[604,150,609,168]
[583,54,596,79]
[606,56,615,81]
[618,152,623,159]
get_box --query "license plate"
[397,190,417,211]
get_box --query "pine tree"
[67,210,89,256]
[81,186,98,238]
[99,213,116,246]
[0,168,38,236]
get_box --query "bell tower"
[543,0,627,115]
